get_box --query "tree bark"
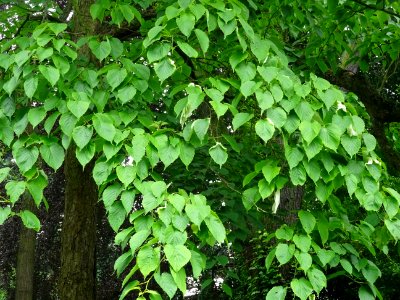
[15,194,36,300]
[59,0,98,299]
[60,147,97,299]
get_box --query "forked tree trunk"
[15,194,36,300]
[59,1,98,299]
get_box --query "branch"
[350,0,400,18]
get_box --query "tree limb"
[350,0,400,18]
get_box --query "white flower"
[337,101,347,112]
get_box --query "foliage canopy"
[0,0,399,299]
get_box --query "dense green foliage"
[0,0,399,299]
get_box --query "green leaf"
[154,272,177,299]
[0,167,11,183]
[93,161,112,185]
[232,113,253,131]
[159,144,180,168]
[255,119,274,143]
[295,101,314,122]
[119,280,140,300]
[171,266,187,294]
[256,90,274,113]
[38,65,60,86]
[179,142,195,167]
[137,246,160,277]
[266,286,286,300]
[341,135,361,157]
[20,210,40,231]
[276,225,294,240]
[204,212,226,243]
[59,112,77,136]
[290,165,307,185]
[242,187,261,210]
[107,68,127,90]
[295,252,312,272]
[209,142,228,167]
[358,286,375,300]
[147,43,170,63]
[307,267,327,293]
[0,207,11,225]
[168,194,186,213]
[67,99,90,119]
[262,162,280,183]
[340,259,353,274]
[164,244,191,271]
[177,40,198,58]
[185,202,210,227]
[142,193,162,213]
[117,86,137,104]
[298,210,316,234]
[15,50,30,66]
[116,166,136,187]
[190,250,206,279]
[27,107,46,128]
[317,249,335,266]
[48,23,67,35]
[93,113,116,142]
[14,147,39,173]
[362,261,381,284]
[210,100,229,118]
[154,58,176,82]
[24,77,38,98]
[240,81,257,97]
[235,62,256,82]
[114,252,133,277]
[265,248,276,270]
[5,181,26,204]
[258,179,274,199]
[26,171,47,206]
[293,234,311,252]
[121,190,135,214]
[192,118,210,141]
[52,54,70,74]
[319,124,341,150]
[89,39,111,61]
[270,84,283,102]
[317,216,329,245]
[40,143,64,171]
[299,121,321,144]
[72,126,93,149]
[363,133,376,152]
[319,88,342,109]
[285,145,304,169]
[176,12,196,37]
[384,219,400,240]
[76,143,95,168]
[129,230,150,254]
[3,76,19,95]
[194,29,209,54]
[267,107,287,128]
[290,278,313,300]
[275,243,295,264]
[108,201,126,232]
[130,134,148,162]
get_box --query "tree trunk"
[60,147,97,299]
[15,194,36,300]
[59,1,98,299]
